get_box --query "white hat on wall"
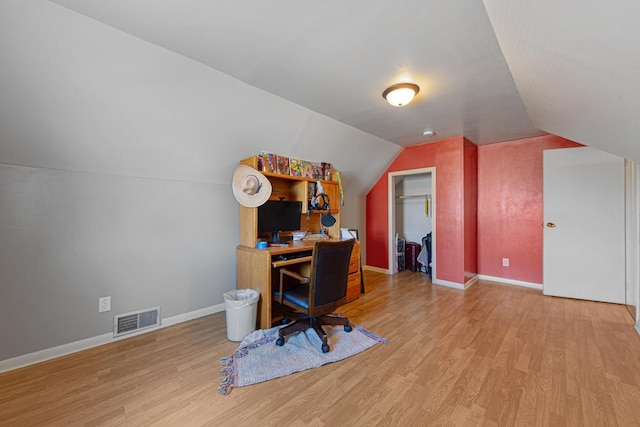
[232,165,272,207]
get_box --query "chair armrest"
[281,269,310,283]
[278,268,310,304]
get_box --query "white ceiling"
[50,0,543,147]
[484,0,640,160]
[49,0,640,159]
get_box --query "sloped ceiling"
[50,0,543,147]
[49,0,640,162]
[0,1,401,197]
[483,0,640,161]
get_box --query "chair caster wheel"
[344,324,352,332]
[321,343,330,353]
[276,337,285,346]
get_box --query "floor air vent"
[114,307,161,337]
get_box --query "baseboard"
[464,275,479,289]
[161,303,225,327]
[0,303,226,374]
[431,276,477,290]
[636,323,640,337]
[363,265,392,274]
[476,274,543,290]
[432,278,465,290]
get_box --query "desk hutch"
[235,156,361,328]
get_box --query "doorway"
[388,168,435,277]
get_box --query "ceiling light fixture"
[423,129,434,137]
[382,82,420,107]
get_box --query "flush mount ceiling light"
[382,82,420,107]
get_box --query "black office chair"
[273,239,355,353]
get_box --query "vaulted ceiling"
[50,0,640,160]
[2,1,640,199]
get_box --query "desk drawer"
[346,271,360,302]
[348,255,360,274]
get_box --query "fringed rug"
[218,324,387,395]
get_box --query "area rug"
[218,323,388,395]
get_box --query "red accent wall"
[366,137,469,284]
[477,135,582,283]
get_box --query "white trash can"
[223,289,260,341]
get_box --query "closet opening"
[388,167,435,279]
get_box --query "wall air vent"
[114,307,161,337]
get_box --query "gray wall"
[0,1,399,362]
[339,193,367,263]
[0,164,231,360]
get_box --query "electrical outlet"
[98,296,111,313]
[502,258,509,267]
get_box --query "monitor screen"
[258,200,302,242]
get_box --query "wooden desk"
[236,239,360,329]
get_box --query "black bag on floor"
[405,242,422,272]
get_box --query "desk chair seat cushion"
[273,284,310,309]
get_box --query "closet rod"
[396,194,431,199]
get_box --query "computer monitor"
[257,200,302,244]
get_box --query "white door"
[543,147,625,303]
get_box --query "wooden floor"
[2,271,640,426]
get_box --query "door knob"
[546,222,556,228]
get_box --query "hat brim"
[232,165,272,207]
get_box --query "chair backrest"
[308,239,355,313]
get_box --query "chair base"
[276,313,352,353]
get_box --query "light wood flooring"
[2,271,640,426]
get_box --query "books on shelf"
[276,155,290,175]
[301,160,313,178]
[321,162,332,180]
[311,162,323,179]
[256,153,333,180]
[259,152,276,173]
[289,158,302,177]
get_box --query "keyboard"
[288,250,312,259]
[273,250,312,261]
